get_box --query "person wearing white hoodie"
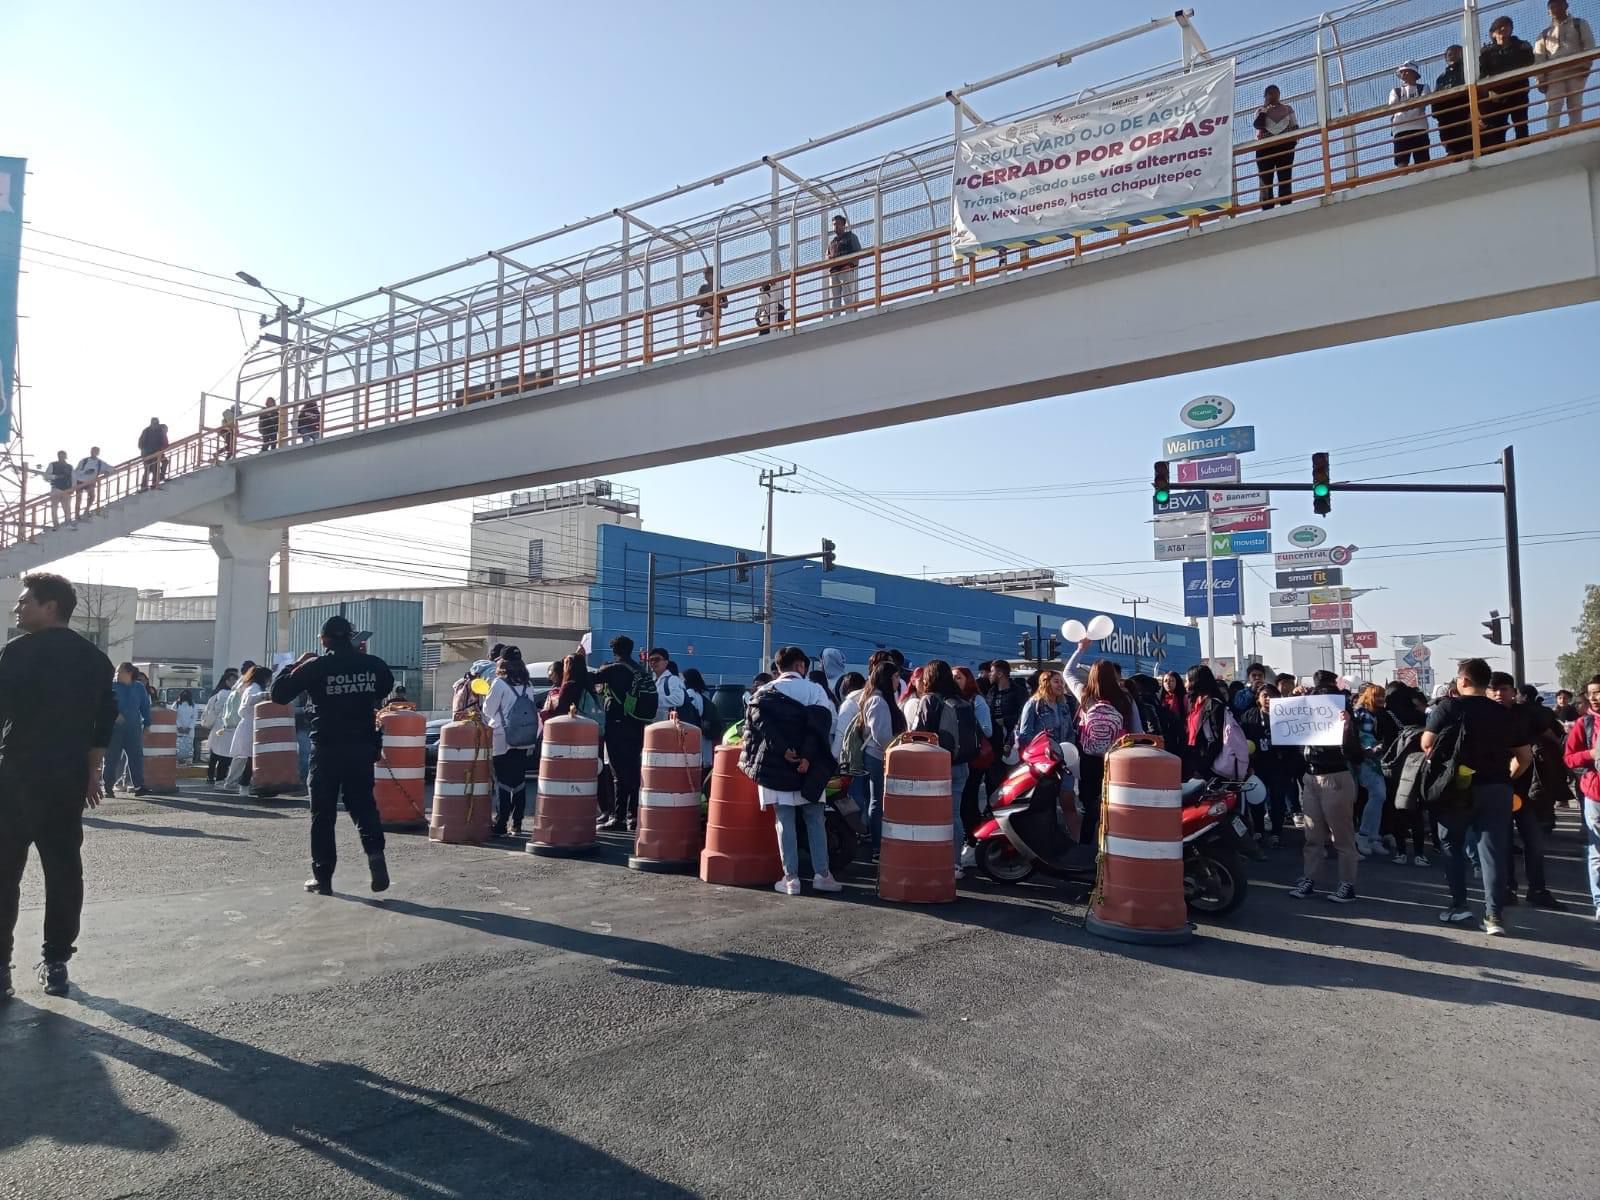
[1389,62,1433,168]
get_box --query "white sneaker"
[218,784,243,795]
[1412,854,1430,868]
[958,843,977,869]
[1391,853,1409,866]
[811,873,843,893]
[953,866,966,881]
[773,877,801,896]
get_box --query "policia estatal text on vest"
[272,616,394,895]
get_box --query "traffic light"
[1483,609,1504,645]
[1311,452,1331,516]
[820,538,836,571]
[1046,634,1061,661]
[1153,460,1171,504]
[1018,632,1034,662]
[734,551,749,583]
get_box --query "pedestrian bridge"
[5,2,1600,671]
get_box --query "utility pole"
[277,528,291,656]
[1501,445,1525,684]
[758,464,797,669]
[1244,621,1265,662]
[1121,595,1149,674]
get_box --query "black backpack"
[917,695,979,765]
[1419,716,1468,809]
[609,662,659,723]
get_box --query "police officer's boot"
[304,874,333,896]
[368,853,390,893]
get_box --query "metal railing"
[4,0,1597,550]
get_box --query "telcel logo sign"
[1288,525,1327,548]
[1179,394,1235,430]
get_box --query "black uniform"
[0,626,115,966]
[271,644,393,883]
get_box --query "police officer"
[271,615,394,895]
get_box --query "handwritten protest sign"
[1269,693,1346,746]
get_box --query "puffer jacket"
[740,687,836,801]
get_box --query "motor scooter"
[975,733,1252,916]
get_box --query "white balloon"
[1086,614,1115,641]
[1060,619,1087,642]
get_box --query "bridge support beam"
[209,521,279,678]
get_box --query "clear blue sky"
[11,0,1596,685]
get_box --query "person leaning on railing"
[1251,85,1298,210]
[1480,14,1537,146]
[1534,0,1596,132]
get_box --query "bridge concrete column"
[209,521,279,678]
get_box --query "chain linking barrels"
[430,720,493,844]
[1086,736,1192,945]
[143,708,177,793]
[249,699,300,796]
[699,743,782,886]
[629,715,704,872]
[878,733,955,904]
[529,709,600,856]
[375,709,427,828]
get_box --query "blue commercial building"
[587,526,1198,684]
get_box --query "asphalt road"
[3,787,1598,1200]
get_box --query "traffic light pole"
[1161,446,1524,682]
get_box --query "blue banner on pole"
[0,156,23,444]
[1182,557,1241,618]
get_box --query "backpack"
[503,684,539,749]
[1418,714,1469,809]
[1078,701,1126,757]
[1210,703,1251,782]
[451,674,481,721]
[839,701,869,777]
[916,695,978,765]
[223,687,244,730]
[610,662,659,723]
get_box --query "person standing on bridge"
[73,446,109,521]
[1251,85,1299,209]
[1388,63,1432,168]
[271,616,394,896]
[1433,45,1475,158]
[137,419,167,491]
[1481,16,1537,146]
[33,451,74,528]
[694,269,726,346]
[297,399,321,443]
[1535,0,1596,131]
[827,214,863,314]
[0,573,116,1000]
[257,398,281,453]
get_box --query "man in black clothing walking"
[593,635,650,831]
[0,573,116,999]
[983,659,1029,796]
[271,615,393,895]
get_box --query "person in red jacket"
[1563,674,1600,922]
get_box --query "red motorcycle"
[973,733,1251,916]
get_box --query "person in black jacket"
[1433,44,1474,157]
[741,646,841,896]
[983,659,1029,795]
[271,615,394,896]
[1289,686,1363,903]
[1480,15,1537,145]
[1241,684,1298,846]
[0,573,116,999]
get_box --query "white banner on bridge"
[951,60,1236,257]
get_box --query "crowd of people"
[453,631,1600,926]
[1250,2,1594,207]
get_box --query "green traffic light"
[1313,483,1330,497]
[1155,488,1170,503]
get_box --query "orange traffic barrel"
[699,743,781,887]
[529,709,600,857]
[249,699,300,796]
[375,708,428,828]
[144,707,177,792]
[878,733,955,904]
[629,715,704,872]
[1086,736,1192,945]
[430,720,493,844]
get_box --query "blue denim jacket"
[112,680,152,728]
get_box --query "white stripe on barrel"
[1105,835,1183,860]
[638,791,699,808]
[882,820,952,843]
[543,742,599,760]
[884,777,948,796]
[642,751,699,768]
[438,745,490,763]
[1107,784,1183,809]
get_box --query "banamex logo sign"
[1288,525,1327,548]
[1179,394,1235,430]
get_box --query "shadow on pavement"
[370,897,920,1018]
[4,993,699,1198]
[132,794,300,821]
[84,816,248,842]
